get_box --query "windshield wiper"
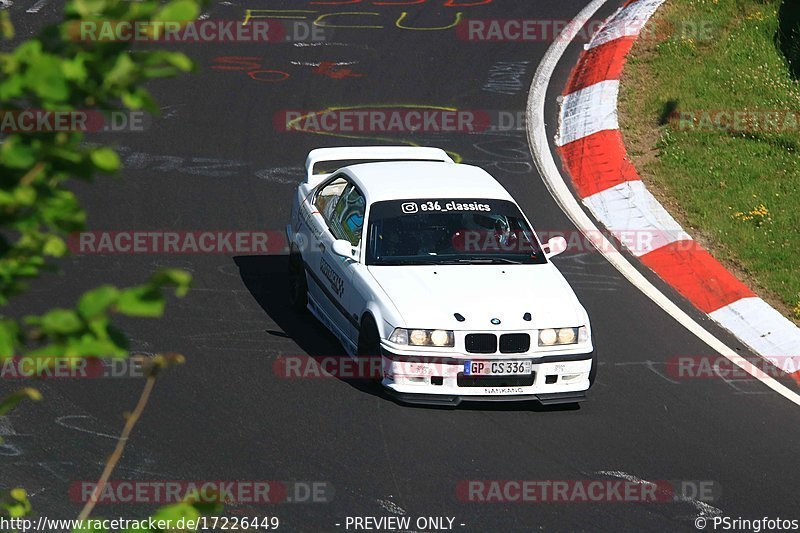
[374,256,526,266]
[455,257,525,265]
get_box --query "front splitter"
[385,389,587,407]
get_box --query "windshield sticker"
[402,200,491,214]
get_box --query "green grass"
[619,0,800,321]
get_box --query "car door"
[310,176,365,349]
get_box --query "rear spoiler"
[304,146,454,185]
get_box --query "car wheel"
[357,315,382,358]
[288,247,308,313]
[357,315,383,383]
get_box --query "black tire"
[357,315,383,383]
[288,248,308,313]
[357,315,381,358]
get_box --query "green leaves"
[40,309,83,334]
[24,55,69,101]
[78,285,120,319]
[0,486,32,518]
[103,53,136,89]
[0,11,14,40]
[156,0,200,23]
[0,0,204,526]
[113,270,191,316]
[17,270,191,359]
[42,235,67,257]
[0,0,203,304]
[1,138,36,169]
[151,268,192,298]
[0,388,42,417]
[115,286,165,318]
[162,52,194,73]
[89,147,120,172]
[70,0,109,17]
[0,320,21,357]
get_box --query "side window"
[313,176,366,246]
[330,185,366,246]
[314,176,348,220]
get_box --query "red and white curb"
[555,0,800,381]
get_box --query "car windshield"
[366,199,547,266]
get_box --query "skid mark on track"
[55,415,118,440]
[596,471,723,520]
[376,497,406,515]
[24,0,46,12]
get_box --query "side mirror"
[332,239,360,261]
[544,236,567,258]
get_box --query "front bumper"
[380,348,595,406]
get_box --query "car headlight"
[389,328,454,347]
[538,326,587,347]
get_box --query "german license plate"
[463,360,532,376]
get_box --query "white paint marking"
[597,471,722,518]
[582,181,692,256]
[557,80,620,145]
[55,415,119,440]
[709,298,800,366]
[525,0,800,406]
[289,61,358,67]
[376,498,407,515]
[25,0,47,13]
[293,42,352,47]
[588,0,665,49]
[0,416,18,436]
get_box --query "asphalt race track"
[2,1,799,531]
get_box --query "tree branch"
[76,373,157,521]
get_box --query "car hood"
[367,264,586,330]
